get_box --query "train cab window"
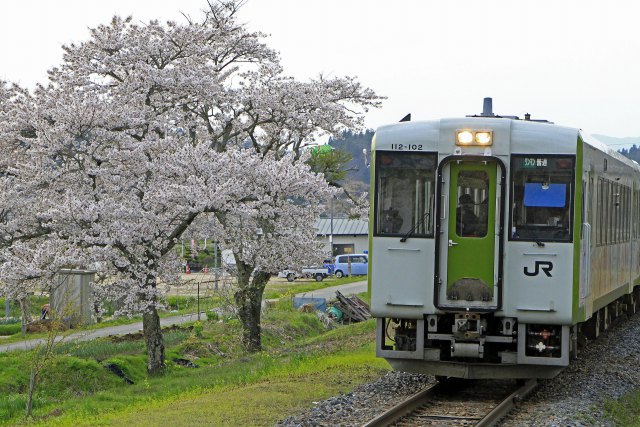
[375,151,437,237]
[455,171,489,238]
[510,155,574,242]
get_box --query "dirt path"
[0,312,203,353]
[294,279,367,300]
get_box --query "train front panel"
[370,117,581,378]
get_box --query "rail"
[362,378,538,427]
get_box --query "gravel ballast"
[275,371,434,426]
[277,312,640,426]
[501,311,640,426]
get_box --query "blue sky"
[2,0,640,141]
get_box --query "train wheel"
[624,294,636,315]
[582,311,600,340]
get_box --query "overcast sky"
[2,0,640,142]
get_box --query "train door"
[580,175,593,315]
[437,158,503,310]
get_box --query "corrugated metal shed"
[315,218,369,236]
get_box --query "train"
[369,98,640,379]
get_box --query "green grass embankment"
[603,392,640,426]
[1,297,385,426]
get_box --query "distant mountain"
[597,135,640,163]
[593,134,640,148]
[618,145,640,163]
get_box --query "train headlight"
[475,131,493,145]
[456,130,493,146]
[456,130,474,145]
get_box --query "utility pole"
[330,197,334,257]
[214,241,219,291]
[197,281,200,321]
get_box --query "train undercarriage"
[377,287,640,379]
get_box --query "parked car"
[278,269,300,282]
[333,254,368,278]
[302,267,330,282]
[278,267,330,282]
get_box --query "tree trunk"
[19,296,33,322]
[142,307,165,375]
[19,296,32,336]
[234,260,270,352]
[25,368,36,417]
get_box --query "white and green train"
[370,99,640,379]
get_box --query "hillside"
[593,134,640,163]
[592,134,640,148]
[327,129,373,192]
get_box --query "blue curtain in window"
[523,183,566,207]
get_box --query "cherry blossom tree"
[0,0,381,368]
[0,81,53,328]
[1,93,333,372]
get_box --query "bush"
[0,323,21,336]
[164,295,197,311]
[192,321,203,337]
[40,357,122,397]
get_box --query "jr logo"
[524,261,553,277]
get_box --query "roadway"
[294,279,367,300]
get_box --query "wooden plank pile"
[333,290,371,323]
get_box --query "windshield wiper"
[400,212,430,242]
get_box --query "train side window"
[510,155,574,242]
[375,151,437,237]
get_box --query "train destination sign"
[521,157,548,168]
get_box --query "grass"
[603,391,640,426]
[263,275,366,299]
[0,295,385,426]
[53,330,189,360]
[0,324,21,336]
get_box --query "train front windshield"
[375,151,437,237]
[510,155,575,242]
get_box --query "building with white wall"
[315,217,369,256]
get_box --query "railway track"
[363,378,537,427]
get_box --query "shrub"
[0,323,21,336]
[40,357,122,397]
[192,321,203,338]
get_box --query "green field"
[2,287,637,425]
[0,290,385,426]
